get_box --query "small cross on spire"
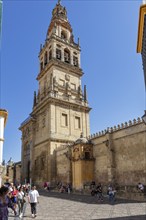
[58,0,61,4]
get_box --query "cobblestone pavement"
[8,190,146,220]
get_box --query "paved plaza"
[8,190,146,220]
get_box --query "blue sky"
[0,0,145,163]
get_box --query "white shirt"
[28,189,39,203]
[9,186,13,192]
[18,191,24,200]
[138,183,144,190]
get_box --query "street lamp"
[142,110,146,124]
[0,109,8,187]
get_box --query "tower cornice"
[31,96,91,117]
[36,58,83,81]
[39,34,80,58]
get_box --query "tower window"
[49,50,52,60]
[62,113,68,127]
[40,62,43,71]
[56,49,61,60]
[64,49,70,63]
[41,157,45,170]
[85,152,90,160]
[75,116,80,129]
[44,51,48,66]
[61,30,67,40]
[73,56,78,67]
[73,51,77,55]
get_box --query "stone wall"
[54,117,146,195]
[19,115,146,201]
[90,118,146,187]
[56,144,71,184]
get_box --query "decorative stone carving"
[78,85,82,99]
[65,74,70,81]
[66,82,71,96]
[53,76,58,93]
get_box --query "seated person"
[137,182,144,192]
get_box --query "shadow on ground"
[38,189,146,205]
[92,215,146,220]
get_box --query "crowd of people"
[43,181,72,194]
[0,183,39,220]
[90,182,116,203]
[57,182,72,194]
[90,181,145,203]
[0,180,145,219]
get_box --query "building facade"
[137,1,146,87]
[6,161,21,185]
[19,1,91,186]
[19,1,146,195]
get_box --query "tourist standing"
[0,186,17,220]
[43,182,48,190]
[47,182,51,191]
[11,186,18,214]
[108,185,116,203]
[17,186,26,218]
[96,183,103,202]
[137,182,144,192]
[67,183,71,194]
[28,185,39,218]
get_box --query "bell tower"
[20,1,91,185]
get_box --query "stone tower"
[19,1,91,185]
